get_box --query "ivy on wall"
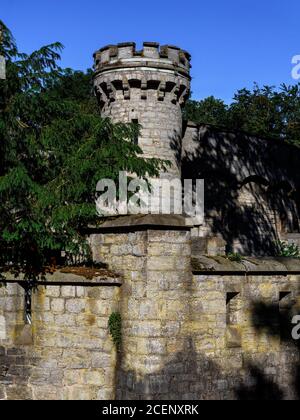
[108,312,122,350]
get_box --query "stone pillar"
[89,219,193,399]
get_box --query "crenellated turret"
[93,43,191,112]
[94,42,191,75]
[93,42,192,213]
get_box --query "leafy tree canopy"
[185,84,300,145]
[0,21,164,277]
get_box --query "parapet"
[94,42,191,78]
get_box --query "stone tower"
[93,42,191,211]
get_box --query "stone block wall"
[0,276,120,400]
[90,228,193,399]
[90,226,300,400]
[101,84,183,177]
[184,273,300,400]
[1,225,300,400]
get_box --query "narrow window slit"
[22,283,33,325]
[132,119,139,145]
[226,292,242,348]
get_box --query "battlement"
[93,41,191,183]
[93,42,191,77]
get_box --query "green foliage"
[183,96,228,126]
[227,252,243,263]
[108,312,122,350]
[184,84,300,146]
[0,21,164,277]
[276,241,300,258]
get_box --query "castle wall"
[185,272,300,400]
[1,229,300,400]
[182,123,300,255]
[90,225,300,400]
[0,276,120,400]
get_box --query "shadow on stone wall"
[235,364,284,400]
[247,299,300,399]
[2,294,300,399]
[116,270,300,401]
[116,334,296,400]
[0,346,34,400]
[177,125,300,255]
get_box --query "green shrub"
[227,252,243,262]
[108,312,122,350]
[276,241,300,258]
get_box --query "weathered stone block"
[61,286,76,298]
[83,370,105,386]
[91,352,112,369]
[54,314,76,327]
[50,298,65,313]
[64,385,94,400]
[6,385,32,400]
[45,286,61,298]
[0,386,6,400]
[65,299,86,314]
[33,386,60,400]
[97,387,114,400]
[76,286,85,298]
[147,257,175,271]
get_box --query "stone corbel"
[141,78,147,100]
[107,82,116,102]
[122,77,130,100]
[179,85,188,106]
[158,81,166,101]
[95,85,108,109]
[171,83,180,104]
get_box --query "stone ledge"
[0,268,122,287]
[192,256,300,275]
[87,214,191,232]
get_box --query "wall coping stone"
[185,122,300,153]
[87,214,192,232]
[0,269,122,287]
[192,256,300,275]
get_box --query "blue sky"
[1,0,299,103]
